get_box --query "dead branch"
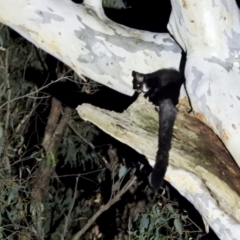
[31,98,72,201]
[72,175,137,240]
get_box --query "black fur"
[132,68,184,190]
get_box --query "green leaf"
[115,0,126,8]
[155,227,160,239]
[118,166,127,178]
[148,217,155,231]
[7,186,19,205]
[181,214,188,222]
[0,231,3,240]
[140,214,149,231]
[155,216,165,225]
[174,218,183,235]
[6,209,14,224]
[133,213,139,222]
[166,203,174,213]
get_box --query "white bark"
[1,0,240,239]
[0,0,181,96]
[168,0,240,164]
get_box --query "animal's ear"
[132,70,144,81]
[135,73,144,82]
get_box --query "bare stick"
[68,122,95,149]
[4,49,10,133]
[63,175,80,237]
[0,74,71,110]
[72,176,137,240]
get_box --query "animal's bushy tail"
[149,99,177,190]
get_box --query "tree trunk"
[0,0,240,239]
[168,0,240,164]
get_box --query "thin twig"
[72,176,137,240]
[34,46,48,73]
[187,216,203,232]
[3,49,11,174]
[68,123,108,165]
[4,49,10,133]
[63,175,80,237]
[23,44,34,82]
[0,76,70,110]
[68,122,95,149]
[56,168,106,178]
[79,74,88,83]
[15,95,37,134]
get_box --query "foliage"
[0,25,103,239]
[129,193,204,240]
[102,0,126,8]
[59,119,100,169]
[0,24,46,239]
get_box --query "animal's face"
[132,71,149,93]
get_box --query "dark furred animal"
[132,69,184,190]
